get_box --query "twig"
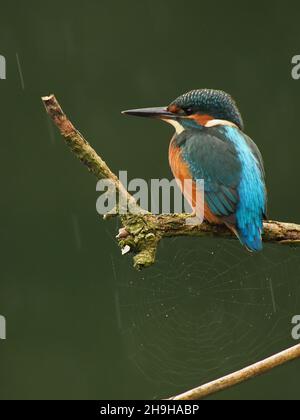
[168,343,300,400]
[42,94,300,270]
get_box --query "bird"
[122,89,267,252]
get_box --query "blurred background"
[0,0,300,400]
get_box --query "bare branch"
[42,94,300,270]
[168,343,300,400]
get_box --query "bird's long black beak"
[122,107,176,120]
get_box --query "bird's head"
[122,89,244,132]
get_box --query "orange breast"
[168,141,221,224]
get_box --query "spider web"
[111,236,300,397]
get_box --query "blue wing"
[179,127,241,219]
[177,126,267,251]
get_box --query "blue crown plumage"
[170,89,244,130]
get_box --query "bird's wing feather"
[180,128,242,218]
[243,134,265,175]
[243,134,268,218]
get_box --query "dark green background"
[1,0,300,400]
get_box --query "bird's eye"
[184,107,193,115]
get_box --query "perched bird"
[122,89,267,252]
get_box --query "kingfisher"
[122,89,267,252]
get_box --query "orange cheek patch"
[187,114,214,126]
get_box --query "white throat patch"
[162,119,185,134]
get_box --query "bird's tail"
[226,223,263,252]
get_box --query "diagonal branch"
[168,343,300,400]
[42,94,300,270]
